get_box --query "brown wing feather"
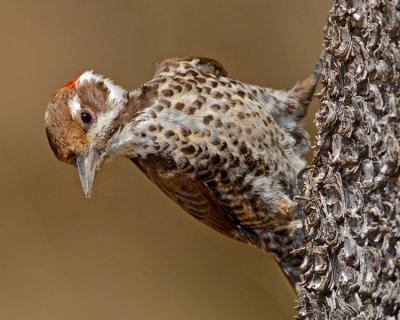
[131,158,240,239]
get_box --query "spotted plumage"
[45,57,319,285]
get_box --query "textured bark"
[297,0,400,319]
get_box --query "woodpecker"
[45,57,320,285]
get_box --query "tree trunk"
[296,0,400,318]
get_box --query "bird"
[45,56,320,286]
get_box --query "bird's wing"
[131,158,244,239]
[155,56,228,78]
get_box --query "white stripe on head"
[76,71,128,142]
[77,71,127,105]
[68,95,81,115]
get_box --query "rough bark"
[296,0,400,319]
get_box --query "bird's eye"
[80,110,93,125]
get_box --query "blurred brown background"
[0,1,330,319]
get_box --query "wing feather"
[131,158,241,238]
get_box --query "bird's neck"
[105,86,160,160]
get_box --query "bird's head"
[44,71,128,198]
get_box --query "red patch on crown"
[62,77,79,90]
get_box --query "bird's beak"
[76,149,100,198]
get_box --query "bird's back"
[129,57,311,247]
